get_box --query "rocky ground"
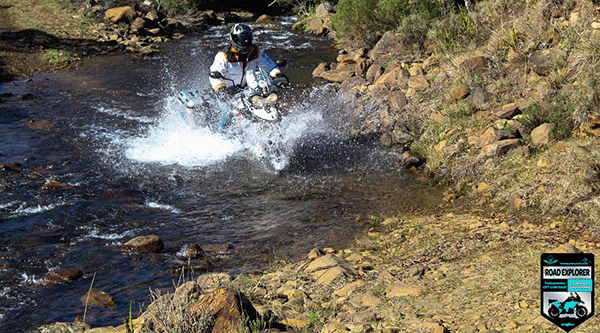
[4,1,600,333]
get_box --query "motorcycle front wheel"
[548,305,560,319]
[576,305,588,318]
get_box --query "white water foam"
[123,97,243,167]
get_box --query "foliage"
[157,0,195,16]
[427,5,476,53]
[520,101,574,141]
[332,0,443,46]
[40,49,77,65]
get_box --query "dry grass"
[140,283,214,333]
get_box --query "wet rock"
[190,287,262,333]
[43,268,83,285]
[122,234,164,253]
[81,288,115,307]
[400,150,425,169]
[201,243,231,254]
[182,243,205,259]
[28,119,55,130]
[105,6,137,24]
[0,162,21,172]
[41,180,75,190]
[530,123,554,145]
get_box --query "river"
[0,19,441,332]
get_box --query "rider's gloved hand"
[272,73,289,88]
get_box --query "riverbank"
[38,206,600,333]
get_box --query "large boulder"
[369,31,402,61]
[190,287,262,333]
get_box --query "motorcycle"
[177,63,287,130]
[547,292,588,319]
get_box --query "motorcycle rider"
[209,23,289,95]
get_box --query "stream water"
[0,19,441,332]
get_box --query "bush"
[333,0,443,46]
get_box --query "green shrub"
[521,101,574,141]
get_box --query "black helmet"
[230,23,253,53]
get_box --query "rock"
[43,268,82,285]
[307,17,328,36]
[355,58,371,77]
[105,6,136,24]
[197,272,232,292]
[183,243,205,259]
[319,66,355,83]
[466,87,493,110]
[384,283,424,297]
[333,280,365,297]
[476,127,498,148]
[201,243,231,254]
[495,103,520,119]
[313,62,330,78]
[122,235,164,253]
[315,3,331,18]
[255,14,278,25]
[461,56,490,76]
[315,266,348,284]
[81,288,115,307]
[41,180,74,190]
[587,114,600,136]
[407,75,429,89]
[308,247,324,260]
[530,123,554,145]
[480,139,521,157]
[366,63,384,80]
[36,322,91,333]
[190,287,261,333]
[400,150,425,169]
[349,292,381,308]
[448,84,470,102]
[305,253,346,272]
[528,48,567,76]
[369,31,402,61]
[0,163,21,172]
[28,119,55,130]
[388,91,408,110]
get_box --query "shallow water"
[0,20,441,332]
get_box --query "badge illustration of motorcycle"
[541,253,594,332]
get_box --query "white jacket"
[209,44,281,91]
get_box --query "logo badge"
[541,253,594,332]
